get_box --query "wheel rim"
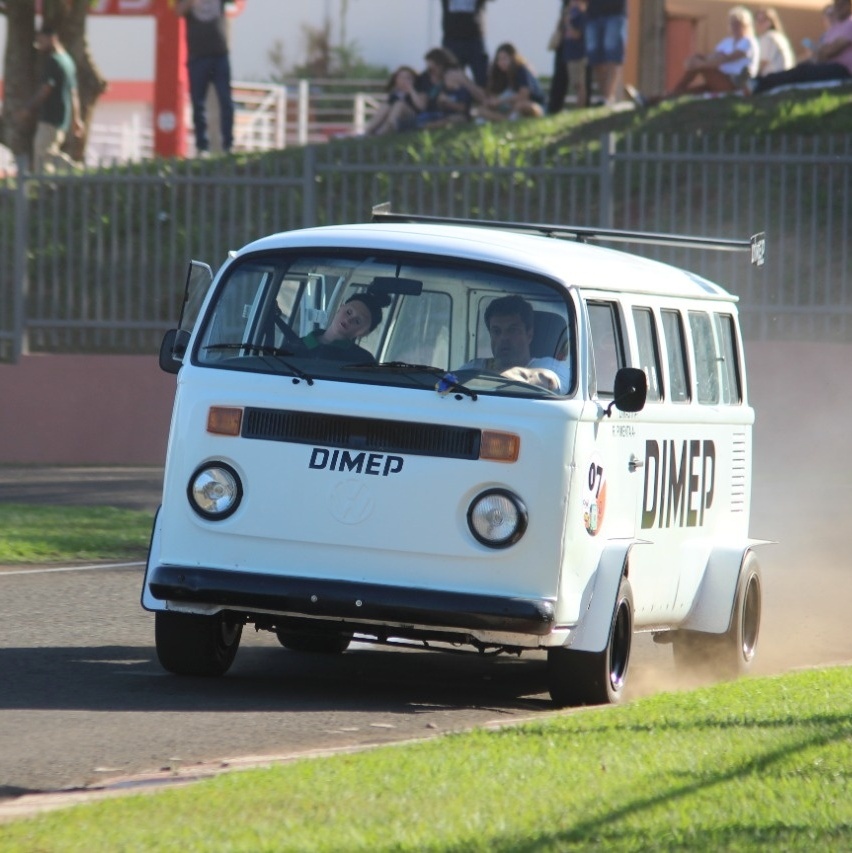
[609,599,632,691]
[740,573,761,662]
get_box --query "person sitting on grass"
[627,6,758,107]
[749,0,852,95]
[472,43,545,122]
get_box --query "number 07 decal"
[582,454,607,536]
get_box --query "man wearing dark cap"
[17,24,83,173]
[175,0,234,156]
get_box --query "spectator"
[364,66,421,136]
[548,0,589,112]
[585,0,627,105]
[754,8,795,74]
[413,47,466,128]
[799,3,838,61]
[176,0,234,156]
[16,24,83,173]
[473,43,545,121]
[751,0,852,93]
[440,0,493,88]
[630,6,757,104]
[426,67,476,128]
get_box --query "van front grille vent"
[242,407,481,460]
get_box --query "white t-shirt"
[758,31,795,74]
[715,35,760,77]
[461,356,572,394]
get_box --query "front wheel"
[155,610,243,676]
[547,577,633,707]
[673,552,762,681]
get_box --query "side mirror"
[159,328,190,374]
[605,367,647,417]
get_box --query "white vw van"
[143,207,766,706]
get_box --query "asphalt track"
[1,464,850,823]
[0,466,164,513]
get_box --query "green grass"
[1,666,849,850]
[0,504,152,564]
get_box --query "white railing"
[1,78,387,171]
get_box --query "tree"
[0,0,107,164]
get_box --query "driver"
[300,290,391,362]
[461,295,571,393]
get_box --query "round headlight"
[467,489,527,548]
[188,463,242,520]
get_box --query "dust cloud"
[625,340,852,699]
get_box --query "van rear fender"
[566,541,632,653]
[680,542,769,633]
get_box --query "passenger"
[460,295,571,392]
[301,291,390,362]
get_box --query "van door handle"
[628,454,644,473]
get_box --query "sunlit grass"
[1,667,849,850]
[0,504,152,564]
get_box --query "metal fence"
[1,131,850,362]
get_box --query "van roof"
[242,221,740,302]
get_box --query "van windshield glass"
[194,250,576,398]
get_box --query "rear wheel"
[276,627,353,655]
[155,610,242,676]
[673,552,762,680]
[547,577,633,707]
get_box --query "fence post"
[354,93,366,136]
[277,85,287,149]
[302,144,317,228]
[12,157,29,363]
[298,79,309,147]
[599,132,615,229]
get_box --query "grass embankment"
[1,666,849,850]
[0,505,151,564]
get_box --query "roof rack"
[371,203,766,267]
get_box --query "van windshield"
[194,250,576,398]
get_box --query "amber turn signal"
[207,406,243,436]
[479,430,520,462]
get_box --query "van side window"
[715,312,742,404]
[660,309,690,403]
[587,301,625,398]
[632,307,662,402]
[688,310,720,405]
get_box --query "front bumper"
[145,564,556,636]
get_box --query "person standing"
[548,0,589,112]
[176,0,234,156]
[440,0,493,88]
[585,0,627,106]
[16,24,83,173]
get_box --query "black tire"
[276,627,353,655]
[547,576,633,707]
[155,610,243,676]
[673,552,762,681]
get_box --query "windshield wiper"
[204,343,314,385]
[344,361,477,400]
